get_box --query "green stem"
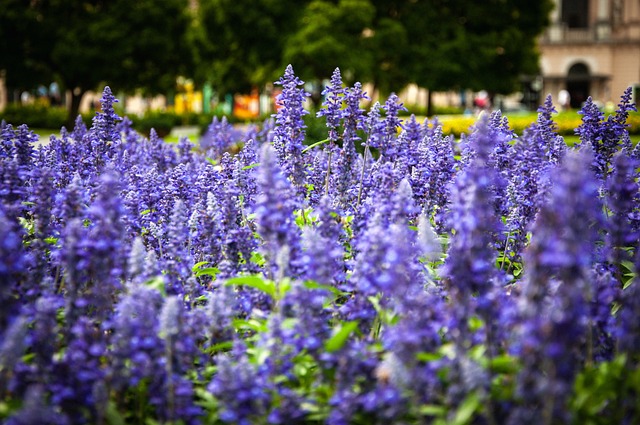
[500,231,512,272]
[324,147,333,197]
[357,144,371,206]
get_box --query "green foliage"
[0,104,92,130]
[0,0,194,124]
[324,320,360,353]
[283,0,376,90]
[193,0,552,102]
[570,355,640,424]
[132,111,183,138]
[197,0,304,93]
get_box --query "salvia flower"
[272,64,310,193]
[91,86,122,144]
[317,67,346,143]
[5,385,70,425]
[511,149,602,424]
[605,151,639,266]
[208,342,270,425]
[254,144,301,278]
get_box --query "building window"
[562,0,590,28]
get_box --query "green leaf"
[242,162,260,170]
[140,208,152,216]
[44,236,58,245]
[105,401,126,425]
[416,352,444,362]
[195,387,218,410]
[302,138,330,153]
[438,342,456,359]
[621,260,635,273]
[250,251,265,267]
[225,275,275,298]
[145,276,166,296]
[325,321,359,353]
[195,267,220,278]
[233,318,268,333]
[204,341,233,354]
[468,316,484,332]
[452,392,481,425]
[192,261,210,272]
[490,354,519,374]
[303,280,344,297]
[419,404,447,417]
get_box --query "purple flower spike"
[254,143,301,278]
[511,149,603,424]
[91,86,122,143]
[273,65,310,194]
[318,68,346,143]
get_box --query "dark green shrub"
[131,111,181,137]
[1,104,67,129]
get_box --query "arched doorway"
[566,62,590,109]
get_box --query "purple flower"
[163,199,194,295]
[317,68,346,143]
[411,123,456,230]
[0,316,29,393]
[13,124,37,170]
[51,316,108,423]
[200,116,241,159]
[511,149,602,424]
[91,86,122,144]
[158,297,203,423]
[576,89,637,179]
[208,342,270,425]
[5,385,70,425]
[273,65,310,194]
[254,144,301,279]
[605,151,639,265]
[380,93,407,159]
[0,206,28,321]
[536,94,566,164]
[440,147,505,347]
[70,115,88,142]
[234,138,259,207]
[216,178,258,277]
[364,101,385,152]
[110,285,164,391]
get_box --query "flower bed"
[1,66,639,424]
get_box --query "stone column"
[549,0,564,41]
[596,0,611,40]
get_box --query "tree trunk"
[426,89,434,117]
[66,89,86,130]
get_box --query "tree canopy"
[1,0,553,119]
[195,0,304,94]
[0,0,194,125]
[197,0,552,108]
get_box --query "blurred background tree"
[195,0,304,95]
[0,0,194,127]
[0,0,553,121]
[401,0,553,114]
[281,0,376,106]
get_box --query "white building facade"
[539,0,640,107]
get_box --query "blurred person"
[558,89,570,111]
